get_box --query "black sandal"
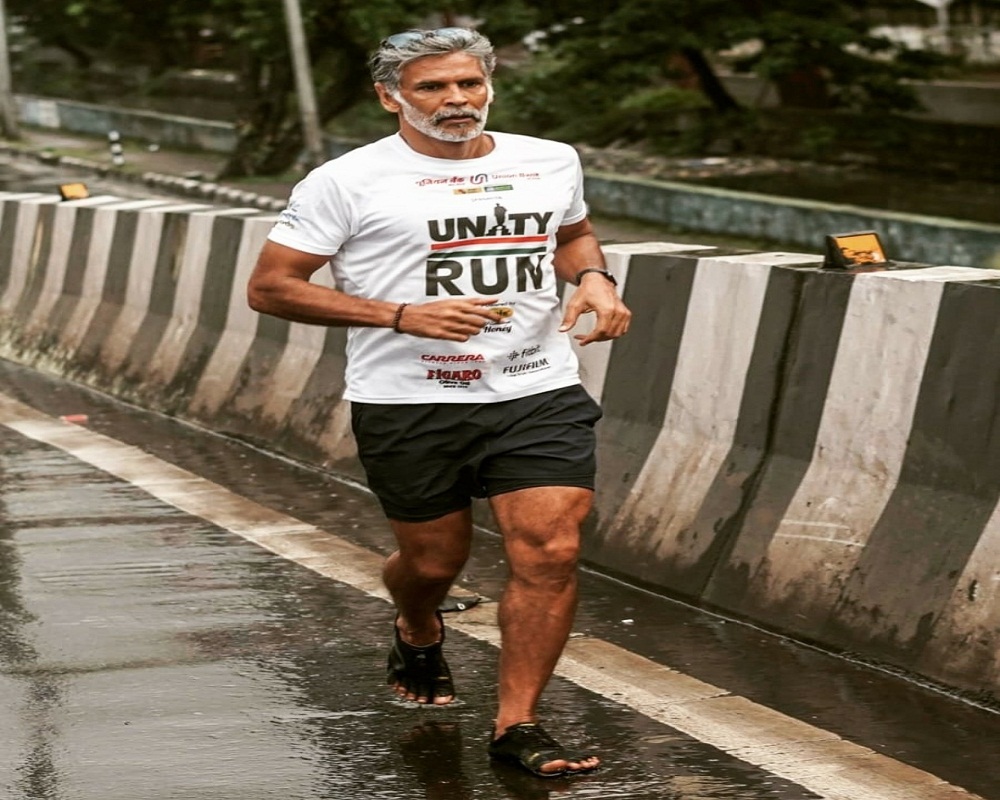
[488,723,599,778]
[386,611,455,704]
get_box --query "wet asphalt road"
[2,358,1000,800]
[2,155,1000,799]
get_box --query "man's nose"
[443,84,469,104]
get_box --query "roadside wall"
[722,73,1000,127]
[14,94,1000,269]
[1,190,998,702]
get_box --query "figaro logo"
[426,368,483,381]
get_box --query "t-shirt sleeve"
[561,155,588,227]
[266,167,356,256]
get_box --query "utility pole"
[282,0,325,170]
[913,0,955,52]
[0,0,21,140]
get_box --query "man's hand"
[558,272,631,345]
[397,298,504,341]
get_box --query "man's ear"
[374,83,401,114]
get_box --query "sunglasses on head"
[382,27,470,48]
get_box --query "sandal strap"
[489,723,594,777]
[386,612,454,701]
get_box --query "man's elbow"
[246,280,276,314]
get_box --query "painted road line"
[0,391,982,800]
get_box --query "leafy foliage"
[480,0,952,153]
[6,0,957,172]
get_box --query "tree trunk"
[218,56,299,179]
[774,66,834,109]
[218,46,369,179]
[678,47,742,113]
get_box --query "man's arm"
[247,241,502,341]
[553,219,631,345]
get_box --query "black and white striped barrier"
[1,189,998,701]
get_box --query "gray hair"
[369,28,496,94]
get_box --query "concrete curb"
[0,142,288,212]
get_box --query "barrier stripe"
[261,310,330,423]
[923,494,1000,683]
[120,208,202,385]
[724,274,942,631]
[12,202,55,324]
[147,209,259,389]
[190,217,274,415]
[603,253,820,591]
[570,242,712,403]
[703,266,856,607]
[588,251,699,555]
[99,203,212,374]
[0,391,981,800]
[75,203,146,364]
[62,200,168,353]
[828,275,1000,656]
[1,196,59,316]
[284,325,355,467]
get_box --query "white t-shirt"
[267,131,588,403]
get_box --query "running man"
[247,27,630,777]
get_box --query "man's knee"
[508,530,581,587]
[397,549,467,584]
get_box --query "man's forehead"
[399,52,487,84]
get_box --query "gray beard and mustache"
[394,92,491,143]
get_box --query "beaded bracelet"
[391,302,410,333]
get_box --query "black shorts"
[351,384,602,523]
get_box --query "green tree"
[7,0,955,172]
[213,0,452,177]
[479,0,950,153]
[7,0,208,74]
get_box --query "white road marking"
[0,391,982,800]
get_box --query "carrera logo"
[421,354,486,363]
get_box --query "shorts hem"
[383,502,472,524]
[485,477,595,498]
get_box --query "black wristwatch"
[574,268,617,286]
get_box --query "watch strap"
[574,268,617,286]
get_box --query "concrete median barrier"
[1,190,998,703]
